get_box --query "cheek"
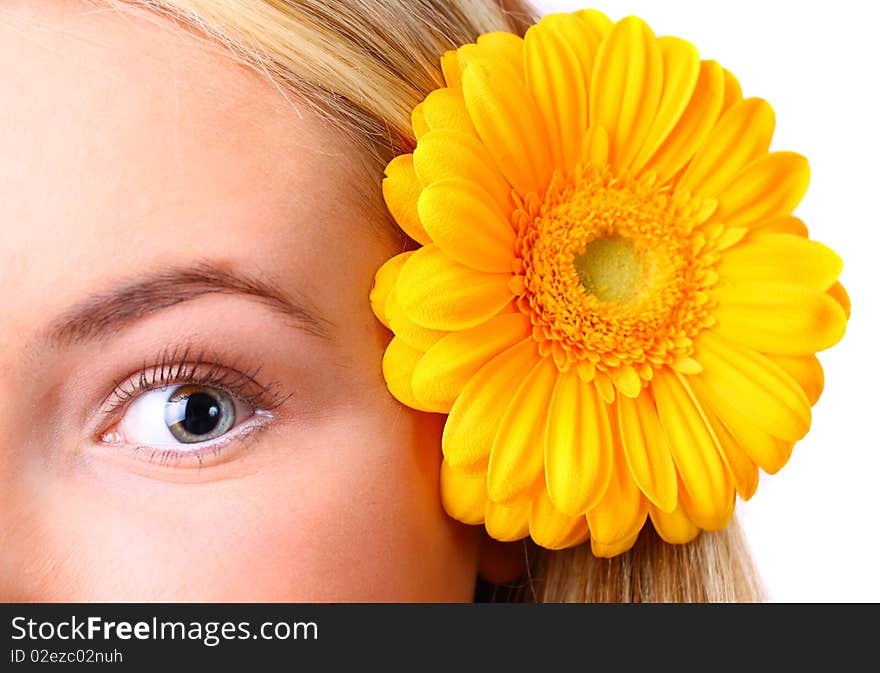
[3,407,478,601]
[275,408,480,601]
[239,408,480,601]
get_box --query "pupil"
[182,392,222,436]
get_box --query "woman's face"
[0,1,479,600]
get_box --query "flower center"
[573,235,642,305]
[508,162,721,380]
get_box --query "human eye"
[97,345,291,468]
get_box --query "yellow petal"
[544,369,614,516]
[524,13,589,173]
[651,369,733,527]
[719,232,842,291]
[443,338,540,472]
[828,281,851,319]
[641,60,725,185]
[440,49,462,88]
[382,336,435,413]
[461,53,553,196]
[691,372,790,475]
[778,439,796,468]
[617,392,678,513]
[631,36,701,174]
[487,357,558,503]
[712,152,810,229]
[591,531,641,558]
[382,154,431,246]
[411,101,429,140]
[573,9,613,39]
[689,381,760,499]
[421,87,477,136]
[586,407,648,549]
[679,475,734,531]
[671,355,703,375]
[751,215,809,237]
[592,374,614,407]
[712,281,848,355]
[529,489,590,550]
[721,67,743,113]
[381,255,446,355]
[370,252,412,328]
[581,124,609,167]
[484,497,530,542]
[764,354,824,406]
[711,422,760,501]
[396,244,512,330]
[589,16,663,173]
[475,31,525,73]
[411,313,531,413]
[385,279,447,352]
[416,177,515,273]
[440,460,487,525]
[413,129,512,214]
[677,98,775,198]
[531,11,606,123]
[718,440,760,500]
[608,364,642,398]
[695,332,811,444]
[649,502,700,544]
[711,227,750,252]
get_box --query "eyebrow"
[41,260,334,348]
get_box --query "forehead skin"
[0,0,381,335]
[0,1,478,600]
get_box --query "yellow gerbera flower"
[369,10,850,557]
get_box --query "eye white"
[114,384,243,448]
[117,385,187,446]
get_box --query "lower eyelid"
[114,409,276,469]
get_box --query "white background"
[532,0,880,601]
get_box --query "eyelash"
[106,345,288,414]
[101,345,291,466]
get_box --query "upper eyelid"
[101,347,292,418]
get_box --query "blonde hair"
[499,517,763,602]
[99,0,764,602]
